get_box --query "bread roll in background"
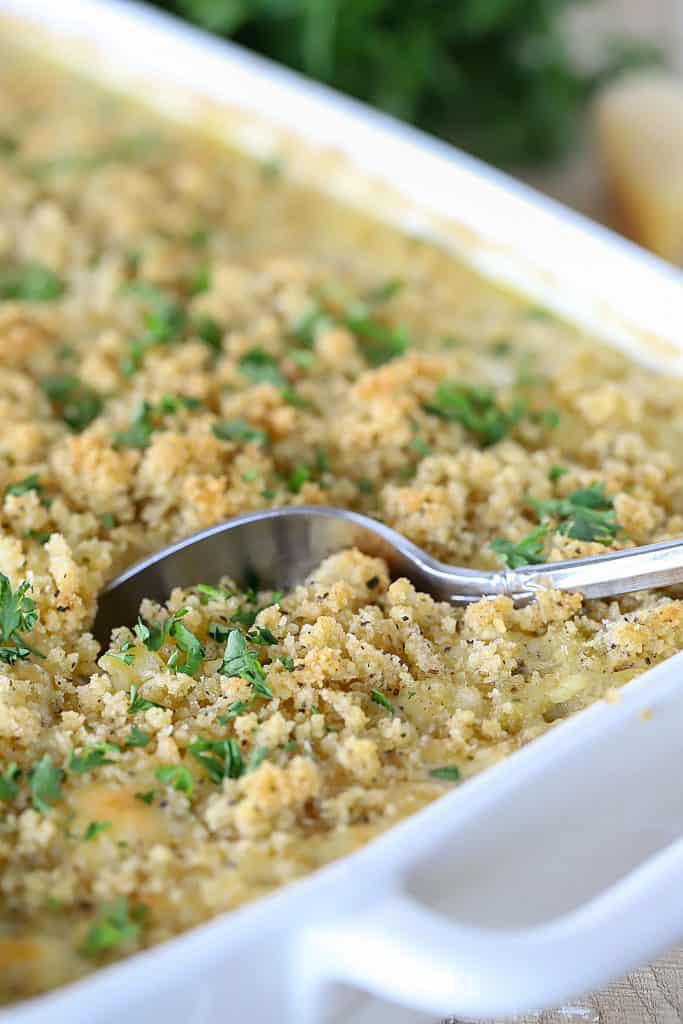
[594,72,683,266]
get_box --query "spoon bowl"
[93,505,683,644]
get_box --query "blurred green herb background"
[149,0,660,168]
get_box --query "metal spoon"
[92,506,683,642]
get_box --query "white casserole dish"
[2,2,683,1021]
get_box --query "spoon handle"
[510,536,683,602]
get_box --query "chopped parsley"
[344,307,410,366]
[23,529,51,545]
[295,282,409,367]
[193,314,222,351]
[246,626,278,646]
[357,478,373,496]
[121,283,186,375]
[0,574,43,665]
[287,464,310,493]
[279,656,295,671]
[429,766,460,782]
[112,401,155,450]
[127,684,162,715]
[212,418,268,445]
[30,754,63,814]
[549,465,568,482]
[83,820,112,842]
[166,620,205,677]
[238,348,286,387]
[4,474,43,499]
[189,263,210,295]
[155,763,193,796]
[67,742,119,775]
[0,263,64,302]
[101,513,117,530]
[217,697,253,723]
[113,396,199,450]
[289,305,330,347]
[219,628,273,700]
[424,380,524,447]
[81,896,146,957]
[532,407,560,429]
[196,583,232,603]
[364,279,403,304]
[371,689,395,715]
[489,525,548,569]
[189,226,209,246]
[41,375,103,432]
[529,482,621,544]
[134,608,204,675]
[246,746,270,773]
[125,727,150,748]
[109,640,134,666]
[0,762,20,801]
[135,790,155,805]
[188,737,244,782]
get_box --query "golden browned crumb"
[2,44,683,1005]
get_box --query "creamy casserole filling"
[1,44,683,1003]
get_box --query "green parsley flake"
[193,314,222,351]
[113,401,155,450]
[549,465,568,482]
[23,529,51,545]
[121,283,186,375]
[238,348,286,387]
[188,737,244,782]
[166,620,205,677]
[4,474,43,499]
[189,263,210,295]
[371,689,395,715]
[0,574,43,665]
[288,464,310,493]
[212,419,268,445]
[279,656,295,671]
[67,742,119,775]
[127,684,162,715]
[109,640,134,666]
[155,763,193,796]
[125,727,150,748]
[489,525,548,569]
[217,698,254,723]
[81,896,146,957]
[219,629,273,699]
[0,762,20,801]
[424,380,525,447]
[41,375,103,432]
[0,263,64,302]
[429,766,460,782]
[83,820,112,842]
[196,583,232,603]
[529,482,621,544]
[344,306,410,367]
[30,754,63,814]
[247,747,270,773]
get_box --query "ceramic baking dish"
[2,2,683,1021]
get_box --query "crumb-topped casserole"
[2,44,683,1004]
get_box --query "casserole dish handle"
[303,840,683,1019]
[296,656,683,1020]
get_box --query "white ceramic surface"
[2,2,683,1021]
